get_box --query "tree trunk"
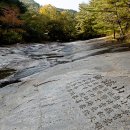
[113,29,116,39]
[114,3,124,38]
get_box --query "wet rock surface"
[0,37,130,130]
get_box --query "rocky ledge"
[0,37,130,130]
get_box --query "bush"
[1,30,22,44]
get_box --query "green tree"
[22,12,49,42]
[39,4,77,41]
[60,11,77,40]
[76,3,99,39]
[76,0,130,40]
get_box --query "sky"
[34,0,89,11]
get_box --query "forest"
[0,0,130,44]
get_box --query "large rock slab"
[0,38,130,130]
[0,70,130,130]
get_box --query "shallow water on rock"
[0,37,130,84]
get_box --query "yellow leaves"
[39,4,56,13]
[39,4,59,20]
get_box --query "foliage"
[39,5,77,41]
[19,0,39,11]
[0,7,24,27]
[1,0,130,45]
[0,0,26,13]
[39,4,60,20]
[60,11,77,40]
[0,0,26,44]
[76,3,100,39]
[22,12,49,42]
[0,30,22,44]
[76,0,130,40]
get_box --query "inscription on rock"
[66,74,130,130]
